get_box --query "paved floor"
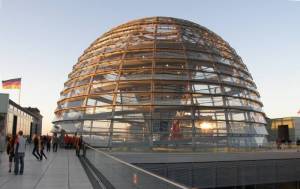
[0,146,93,189]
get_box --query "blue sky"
[0,0,299,134]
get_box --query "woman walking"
[32,134,40,160]
[39,136,47,160]
[6,135,16,172]
[46,135,51,152]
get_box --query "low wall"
[135,158,300,188]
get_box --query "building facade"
[54,17,268,149]
[0,93,43,151]
[268,117,300,142]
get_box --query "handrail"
[85,144,189,189]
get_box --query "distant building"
[267,117,300,142]
[0,93,43,151]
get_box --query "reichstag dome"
[53,17,268,149]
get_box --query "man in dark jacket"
[52,133,59,152]
[32,134,40,160]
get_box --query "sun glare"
[200,122,212,130]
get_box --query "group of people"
[6,130,26,175]
[62,134,82,156]
[6,131,82,175]
[31,133,59,161]
[275,138,300,150]
[63,134,80,148]
[6,132,60,175]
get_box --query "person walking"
[52,133,58,152]
[32,135,40,160]
[6,135,16,173]
[14,130,26,175]
[39,136,47,160]
[74,135,81,156]
[297,138,300,152]
[46,135,51,152]
[276,138,282,150]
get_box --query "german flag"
[2,78,21,89]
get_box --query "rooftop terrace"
[0,147,92,189]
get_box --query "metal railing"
[83,144,189,189]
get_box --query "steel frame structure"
[53,17,268,149]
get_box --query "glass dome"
[54,17,268,149]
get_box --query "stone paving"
[0,146,92,189]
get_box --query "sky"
[0,0,299,135]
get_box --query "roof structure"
[54,17,268,149]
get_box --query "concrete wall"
[294,118,300,140]
[0,94,9,114]
[0,94,8,152]
[136,159,300,188]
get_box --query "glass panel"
[249,112,266,123]
[193,95,223,106]
[97,61,120,71]
[156,24,177,33]
[187,51,211,61]
[56,110,84,121]
[155,51,185,59]
[122,60,152,69]
[191,83,222,94]
[95,106,113,114]
[154,81,187,92]
[226,97,248,107]
[229,122,252,134]
[120,69,152,80]
[90,82,116,94]
[75,76,91,86]
[156,42,182,49]
[102,53,122,62]
[92,120,110,133]
[93,71,119,82]
[119,81,151,92]
[228,110,247,121]
[155,60,185,69]
[154,93,192,105]
[79,66,96,76]
[195,109,226,121]
[87,95,113,106]
[188,61,215,72]
[114,106,151,119]
[191,71,218,81]
[67,86,88,97]
[117,93,151,105]
[154,69,188,80]
[125,51,152,59]
[59,99,84,109]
